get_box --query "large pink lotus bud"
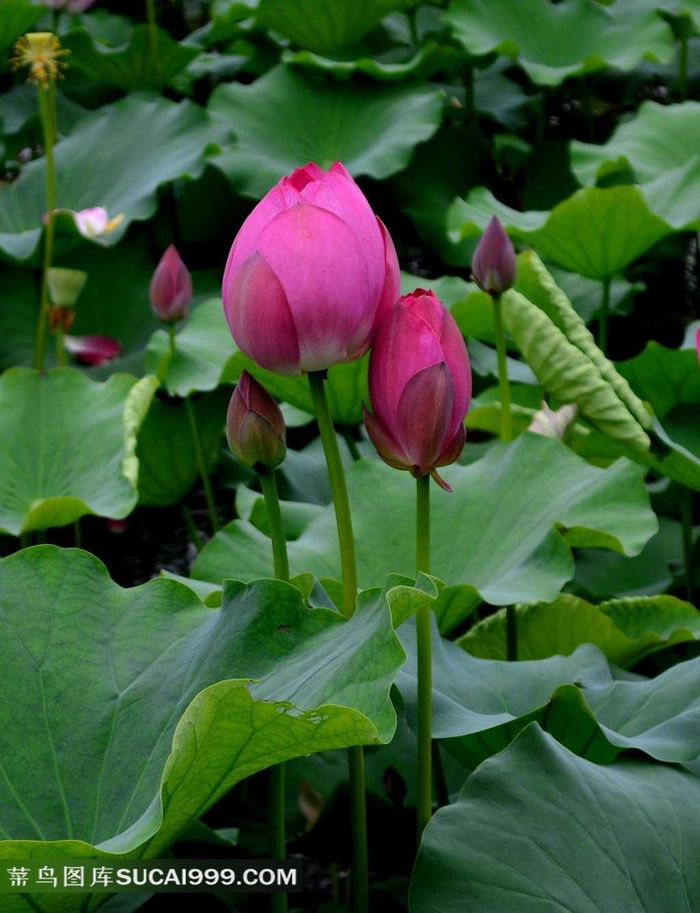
[227,371,287,472]
[222,162,400,376]
[363,289,472,491]
[150,245,192,323]
[471,216,516,295]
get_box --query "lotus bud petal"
[150,245,192,323]
[64,334,122,365]
[364,289,472,485]
[227,371,287,472]
[528,401,578,440]
[222,161,400,375]
[471,216,517,295]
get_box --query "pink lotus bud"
[149,245,192,323]
[64,334,122,365]
[226,371,287,471]
[471,216,516,295]
[363,289,472,491]
[222,161,400,376]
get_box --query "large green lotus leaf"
[0,94,228,262]
[193,434,657,612]
[256,0,406,54]
[136,389,228,507]
[410,725,700,913]
[0,0,44,59]
[0,546,403,906]
[449,184,672,280]
[282,41,450,82]
[571,101,700,229]
[618,341,700,419]
[460,592,700,666]
[0,368,157,535]
[401,618,700,766]
[572,516,684,598]
[147,298,369,424]
[443,0,674,86]
[208,66,443,198]
[61,25,199,91]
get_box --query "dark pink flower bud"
[222,162,400,376]
[63,334,122,365]
[364,289,472,491]
[149,245,192,322]
[471,216,516,295]
[226,371,287,471]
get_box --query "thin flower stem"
[259,468,289,913]
[168,325,220,535]
[598,278,611,355]
[145,0,161,81]
[259,471,290,583]
[492,293,512,443]
[307,372,358,620]
[55,323,67,367]
[416,473,432,837]
[35,82,57,371]
[307,370,367,913]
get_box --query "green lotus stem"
[168,325,220,535]
[342,428,362,462]
[307,370,367,913]
[55,323,67,367]
[35,82,58,371]
[416,473,433,837]
[681,488,695,605]
[146,0,161,81]
[259,470,290,584]
[307,372,358,620]
[598,278,611,355]
[492,293,512,443]
[259,468,289,913]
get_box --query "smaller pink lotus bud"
[471,216,516,295]
[227,371,287,472]
[149,245,192,323]
[364,289,472,491]
[64,334,122,365]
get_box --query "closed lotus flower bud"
[150,245,192,322]
[471,216,516,295]
[227,371,286,472]
[363,289,472,491]
[222,161,400,376]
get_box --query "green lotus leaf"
[460,592,700,665]
[0,546,404,911]
[0,368,157,535]
[449,185,672,280]
[61,24,199,91]
[0,94,229,262]
[194,434,657,615]
[443,0,675,86]
[256,0,406,55]
[208,66,443,198]
[411,725,700,912]
[571,100,700,229]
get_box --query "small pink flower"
[149,245,192,323]
[471,216,517,295]
[64,334,122,366]
[364,289,472,491]
[222,161,400,376]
